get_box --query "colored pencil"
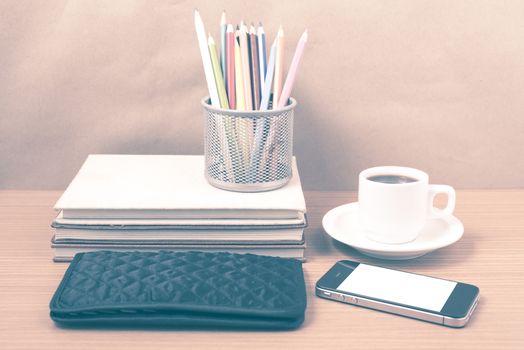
[237,27,252,166]
[250,25,261,110]
[257,23,267,93]
[278,30,308,108]
[272,26,284,109]
[234,34,246,111]
[226,24,236,110]
[233,36,249,169]
[259,40,277,111]
[194,10,219,107]
[239,23,252,110]
[251,40,277,172]
[220,11,227,81]
[246,24,253,109]
[208,35,229,109]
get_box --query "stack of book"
[51,155,307,262]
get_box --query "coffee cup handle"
[427,185,456,218]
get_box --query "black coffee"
[367,174,418,184]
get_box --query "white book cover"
[54,155,306,219]
[52,211,307,228]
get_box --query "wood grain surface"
[0,190,523,349]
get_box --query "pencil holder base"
[205,174,291,193]
[203,97,296,193]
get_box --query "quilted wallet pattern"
[50,251,307,329]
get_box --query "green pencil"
[208,35,229,109]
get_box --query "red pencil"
[226,24,236,109]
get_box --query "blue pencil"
[257,23,267,93]
[259,41,277,110]
[250,40,277,173]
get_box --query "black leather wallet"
[50,251,307,329]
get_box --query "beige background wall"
[1,0,523,190]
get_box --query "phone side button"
[344,296,358,304]
[332,293,345,301]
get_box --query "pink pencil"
[226,24,236,109]
[278,30,308,108]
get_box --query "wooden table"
[1,190,523,349]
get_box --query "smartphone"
[316,260,479,327]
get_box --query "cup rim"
[201,96,297,116]
[359,166,429,186]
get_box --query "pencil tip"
[194,9,202,23]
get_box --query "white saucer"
[322,202,464,260]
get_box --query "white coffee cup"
[358,166,456,244]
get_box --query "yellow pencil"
[208,34,229,109]
[239,22,253,110]
[234,34,246,111]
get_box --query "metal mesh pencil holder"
[202,97,296,192]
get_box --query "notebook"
[51,240,307,262]
[52,226,305,243]
[55,155,306,220]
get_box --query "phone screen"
[337,263,457,312]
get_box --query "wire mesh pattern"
[203,98,295,192]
